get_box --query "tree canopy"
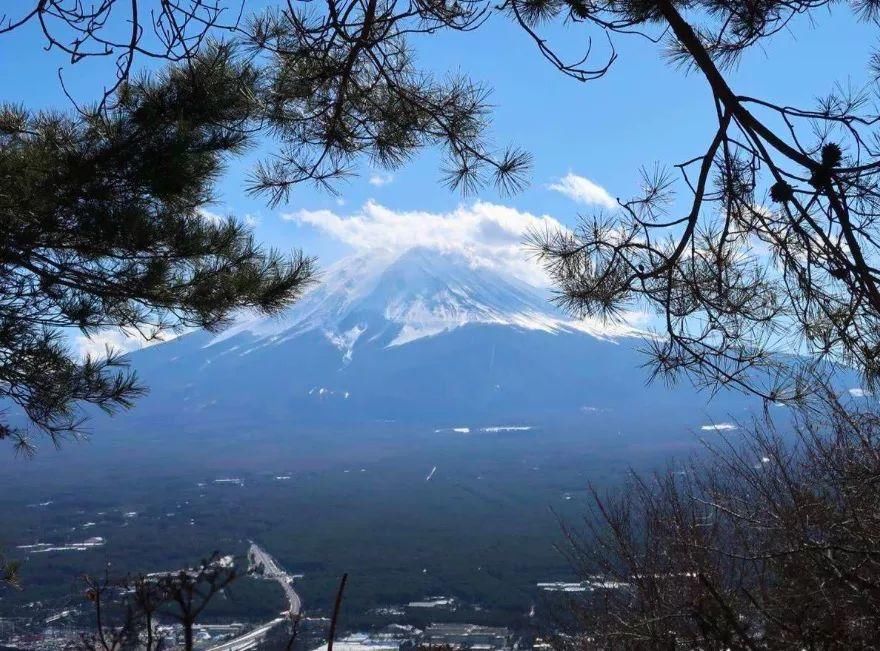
[561,391,880,649]
[490,3,880,645]
[6,5,880,411]
[523,0,880,402]
[1,1,530,202]
[0,2,528,452]
[0,46,315,452]
[3,1,880,642]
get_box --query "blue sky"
[1,4,875,280]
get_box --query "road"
[247,542,302,617]
[206,544,301,651]
[206,617,286,651]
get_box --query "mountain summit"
[106,247,747,435]
[206,247,640,358]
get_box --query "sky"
[0,2,876,354]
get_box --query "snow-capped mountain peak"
[206,247,640,359]
[107,246,751,435]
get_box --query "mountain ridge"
[204,247,644,361]
[75,245,758,443]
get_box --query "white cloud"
[283,200,566,286]
[549,173,617,209]
[848,387,873,398]
[368,173,394,187]
[201,208,263,228]
[198,208,225,224]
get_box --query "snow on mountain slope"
[206,247,642,360]
[67,243,759,438]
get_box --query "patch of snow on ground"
[18,537,105,553]
[324,324,367,362]
[308,387,350,399]
[214,478,244,486]
[700,423,738,432]
[581,406,605,413]
[537,582,588,593]
[407,597,454,608]
[538,578,629,592]
[436,425,531,434]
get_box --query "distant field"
[0,418,702,629]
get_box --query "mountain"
[208,246,638,352]
[109,246,752,438]
[0,246,763,621]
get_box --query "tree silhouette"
[0,1,239,107]
[0,3,531,454]
[493,4,880,642]
[0,552,19,589]
[522,0,880,401]
[77,552,240,651]
[243,0,531,205]
[1,1,530,202]
[0,45,315,453]
[559,391,880,649]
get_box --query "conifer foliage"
[0,46,315,453]
[0,2,530,452]
[522,0,880,401]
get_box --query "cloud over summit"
[283,200,567,286]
